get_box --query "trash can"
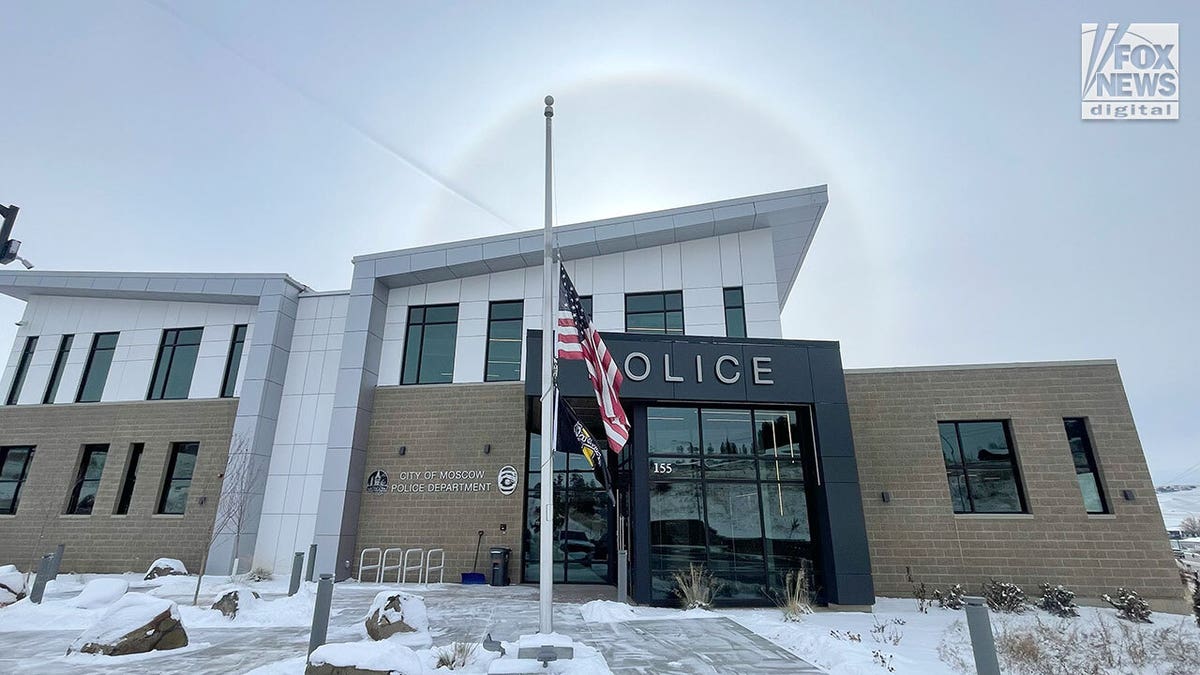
[489,547,511,587]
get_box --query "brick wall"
[0,399,236,574]
[355,382,527,581]
[846,362,1184,612]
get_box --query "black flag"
[557,398,615,503]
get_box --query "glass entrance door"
[646,406,818,604]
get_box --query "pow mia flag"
[557,397,615,504]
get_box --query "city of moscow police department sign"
[366,466,519,496]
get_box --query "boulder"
[68,578,129,608]
[0,565,26,607]
[211,588,261,618]
[363,591,428,641]
[68,593,188,656]
[143,558,188,581]
[305,641,423,675]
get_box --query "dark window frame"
[157,441,199,515]
[400,304,459,385]
[939,419,1028,514]
[1063,417,1110,514]
[578,296,593,319]
[147,327,204,401]
[0,445,36,515]
[43,334,75,404]
[624,291,685,335]
[220,324,248,398]
[65,444,109,515]
[6,336,38,405]
[723,287,746,338]
[76,332,120,403]
[114,443,144,515]
[485,300,524,382]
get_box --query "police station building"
[0,186,1182,609]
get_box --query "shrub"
[1102,587,1152,623]
[982,579,1026,613]
[871,650,896,672]
[435,642,478,670]
[912,582,931,614]
[1037,583,1078,618]
[672,563,722,610]
[774,566,815,621]
[245,567,274,582]
[870,616,905,645]
[934,584,965,610]
[1192,573,1200,628]
[938,613,1200,674]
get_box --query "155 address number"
[651,462,674,474]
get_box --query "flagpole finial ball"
[545,95,554,106]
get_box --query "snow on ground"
[1,571,1198,674]
[1158,484,1200,531]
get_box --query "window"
[0,446,35,515]
[579,296,593,319]
[42,335,74,404]
[1064,418,1109,514]
[5,336,38,405]
[485,301,523,382]
[625,291,684,335]
[76,332,119,403]
[723,288,746,338]
[66,444,108,515]
[939,421,1026,514]
[158,442,199,514]
[148,328,204,400]
[401,304,458,384]
[114,443,143,515]
[220,324,248,398]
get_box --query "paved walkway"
[0,582,822,674]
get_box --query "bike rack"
[401,548,424,584]
[358,547,383,583]
[380,547,405,583]
[424,548,445,584]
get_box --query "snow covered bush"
[0,564,27,606]
[245,566,273,582]
[774,567,815,621]
[1036,583,1078,618]
[672,563,722,610]
[934,584,965,610]
[1102,587,1152,623]
[939,613,1200,674]
[435,642,478,670]
[982,578,1026,613]
[870,616,905,645]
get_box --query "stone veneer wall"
[354,383,526,581]
[0,399,236,574]
[846,362,1184,612]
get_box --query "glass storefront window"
[648,408,699,455]
[701,409,754,455]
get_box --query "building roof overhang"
[0,271,306,304]
[353,185,827,309]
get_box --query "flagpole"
[538,94,556,634]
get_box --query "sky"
[0,2,1196,483]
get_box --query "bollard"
[306,543,318,582]
[29,554,54,604]
[47,544,65,582]
[308,573,334,656]
[963,596,1001,675]
[289,552,305,597]
[616,550,629,603]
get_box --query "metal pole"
[308,573,334,655]
[306,543,318,582]
[47,544,65,582]
[289,552,305,597]
[963,596,1001,675]
[538,94,556,634]
[29,554,53,604]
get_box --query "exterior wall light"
[484,443,492,455]
[398,445,406,456]
[881,491,892,503]
[1122,489,1135,501]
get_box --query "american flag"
[555,264,630,453]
